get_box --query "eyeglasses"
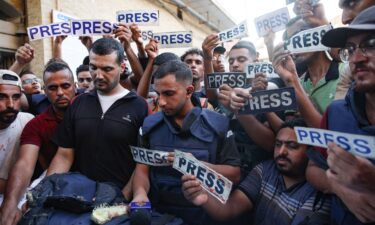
[22,78,40,85]
[275,140,301,150]
[339,37,375,62]
[78,77,93,83]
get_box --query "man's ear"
[186,85,194,96]
[120,62,126,74]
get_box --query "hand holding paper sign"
[54,35,67,45]
[114,23,133,48]
[230,88,250,113]
[15,44,34,66]
[293,0,327,27]
[182,174,209,206]
[218,84,233,109]
[251,73,268,92]
[145,38,158,59]
[202,34,219,60]
[130,23,143,44]
[327,142,375,192]
[272,43,299,86]
[79,36,93,51]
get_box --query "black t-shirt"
[53,91,149,187]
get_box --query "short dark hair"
[19,70,35,77]
[280,118,307,130]
[76,64,89,77]
[230,41,257,57]
[45,58,69,67]
[153,52,180,66]
[82,56,90,65]
[283,16,313,41]
[90,38,125,65]
[153,60,192,85]
[180,48,204,62]
[43,62,74,82]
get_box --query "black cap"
[213,46,226,54]
[322,5,375,48]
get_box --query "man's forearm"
[290,79,322,128]
[237,115,275,151]
[46,147,74,176]
[2,160,34,207]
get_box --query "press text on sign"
[218,21,248,43]
[153,31,192,48]
[207,72,247,89]
[116,10,159,26]
[130,146,171,166]
[294,127,375,159]
[284,24,333,54]
[254,7,290,37]
[173,150,232,204]
[27,20,119,41]
[240,87,297,115]
[28,22,72,41]
[246,62,279,79]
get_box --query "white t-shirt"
[0,112,34,179]
[97,89,129,114]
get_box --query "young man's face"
[89,51,125,94]
[0,85,21,126]
[228,48,255,72]
[44,69,76,111]
[154,74,193,117]
[213,53,226,72]
[21,74,41,94]
[339,0,375,24]
[77,70,93,91]
[183,53,204,82]
[274,127,308,178]
[347,33,375,93]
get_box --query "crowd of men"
[0,0,374,224]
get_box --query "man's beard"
[0,108,19,125]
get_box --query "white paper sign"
[70,20,118,36]
[153,31,192,48]
[27,22,72,41]
[284,24,333,54]
[27,20,119,41]
[116,10,159,26]
[173,150,232,204]
[218,21,248,43]
[246,62,279,79]
[130,146,171,166]
[294,127,375,159]
[254,7,290,37]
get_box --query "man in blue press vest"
[305,6,375,225]
[132,60,241,225]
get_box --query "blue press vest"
[141,107,229,225]
[326,94,375,225]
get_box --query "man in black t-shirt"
[47,37,148,199]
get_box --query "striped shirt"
[238,160,331,225]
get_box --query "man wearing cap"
[306,6,375,224]
[0,70,34,205]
